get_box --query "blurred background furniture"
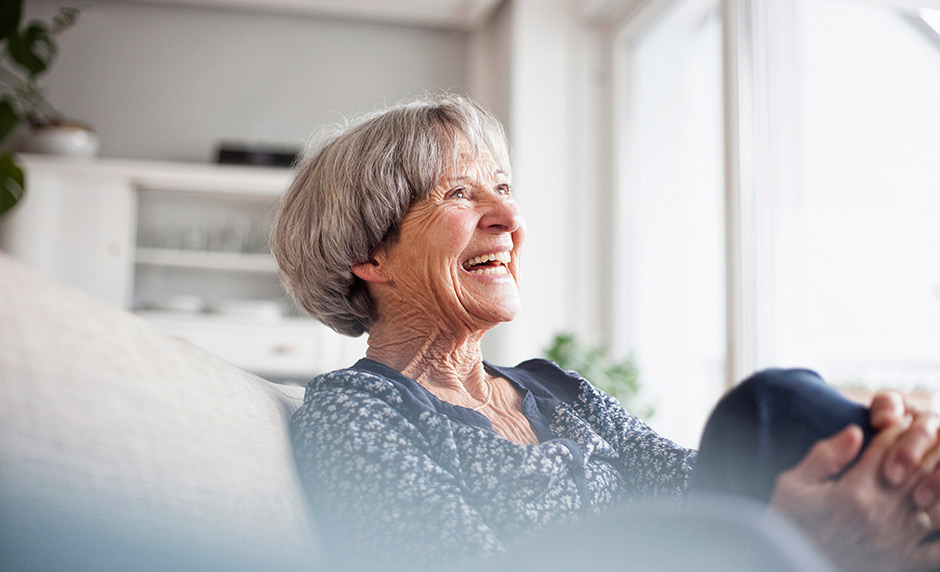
[0,252,322,571]
[0,155,367,384]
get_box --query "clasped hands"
[770,392,940,572]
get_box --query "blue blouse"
[290,358,696,570]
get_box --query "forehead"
[439,141,508,184]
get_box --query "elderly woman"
[272,94,940,571]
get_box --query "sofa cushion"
[0,253,321,568]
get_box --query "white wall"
[468,0,512,125]
[25,0,470,162]
[473,0,610,366]
[23,0,609,368]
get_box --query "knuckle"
[922,472,940,490]
[892,446,918,467]
[925,413,940,432]
[909,421,935,440]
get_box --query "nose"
[479,192,524,234]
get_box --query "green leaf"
[0,153,25,216]
[7,23,56,78]
[51,7,80,35]
[0,98,19,141]
[0,0,23,42]
[543,331,650,418]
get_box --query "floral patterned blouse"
[290,358,696,570]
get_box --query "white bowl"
[21,125,101,157]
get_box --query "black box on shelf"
[216,143,300,168]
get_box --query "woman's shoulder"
[490,358,587,404]
[292,365,404,428]
[304,365,401,403]
[290,365,434,456]
[293,360,448,434]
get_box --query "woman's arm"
[564,374,697,501]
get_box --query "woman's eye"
[449,188,466,200]
[496,184,511,196]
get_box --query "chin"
[469,300,520,328]
[491,300,522,325]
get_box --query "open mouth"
[461,251,511,276]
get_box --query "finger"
[883,413,940,487]
[921,497,940,547]
[925,500,940,533]
[912,444,940,509]
[792,424,866,483]
[870,391,908,429]
[849,422,906,480]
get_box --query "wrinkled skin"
[352,140,537,444]
[771,393,940,572]
[359,147,524,342]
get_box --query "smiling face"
[358,139,526,335]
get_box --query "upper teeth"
[464,251,511,268]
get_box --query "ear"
[351,257,391,284]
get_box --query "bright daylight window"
[771,0,940,396]
[615,0,940,447]
[614,0,724,447]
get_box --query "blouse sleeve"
[564,371,697,502]
[290,379,502,571]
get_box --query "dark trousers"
[691,368,875,503]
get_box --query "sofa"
[0,252,840,572]
[0,252,321,570]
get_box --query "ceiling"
[107,0,504,29]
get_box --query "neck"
[365,316,488,393]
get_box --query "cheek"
[437,208,477,238]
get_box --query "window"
[772,0,940,393]
[614,0,724,447]
[613,0,940,446]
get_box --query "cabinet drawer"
[139,313,367,380]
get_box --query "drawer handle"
[271,344,295,356]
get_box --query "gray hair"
[270,94,512,336]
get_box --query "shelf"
[136,310,369,379]
[10,155,370,381]
[135,310,310,326]
[135,247,277,272]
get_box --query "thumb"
[791,425,865,484]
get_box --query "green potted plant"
[1,0,81,216]
[544,332,654,419]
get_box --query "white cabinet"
[0,158,137,307]
[0,154,367,382]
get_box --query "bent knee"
[734,368,826,401]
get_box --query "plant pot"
[20,122,100,157]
